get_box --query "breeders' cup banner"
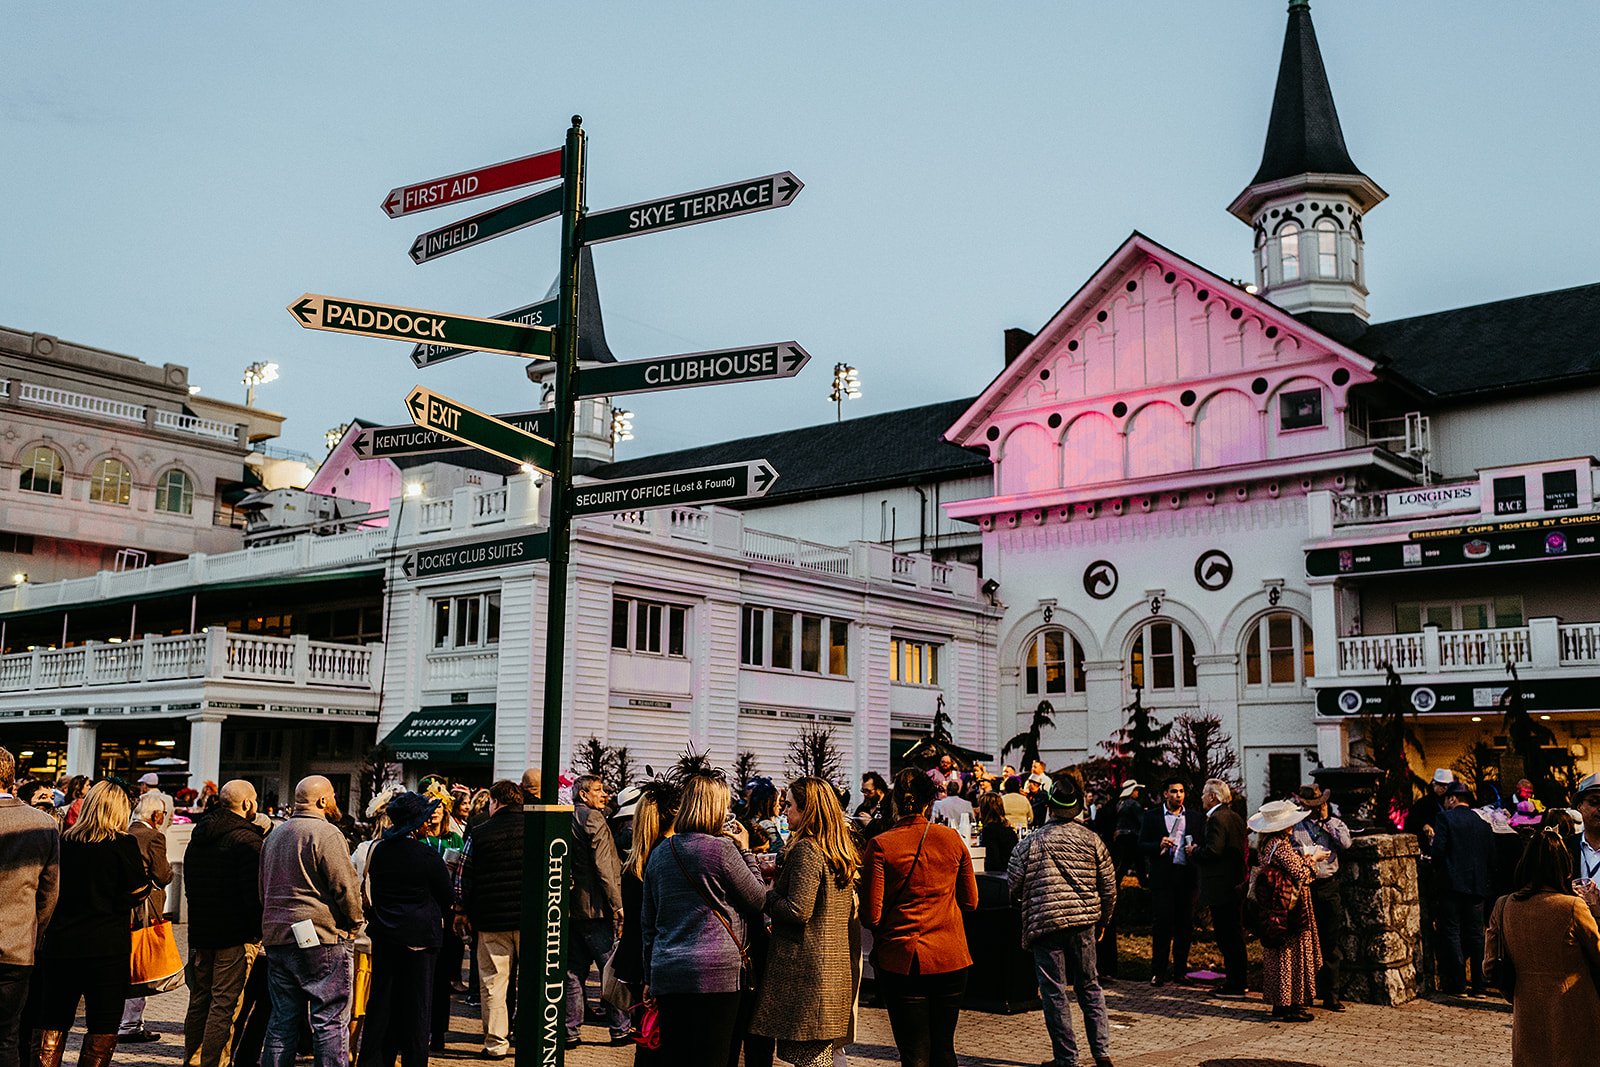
[1306,512,1600,577]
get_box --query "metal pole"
[520,114,584,1067]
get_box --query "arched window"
[1129,621,1196,692]
[1315,217,1339,278]
[1024,628,1086,696]
[1255,229,1269,285]
[155,469,194,514]
[1243,611,1315,688]
[18,446,64,495]
[1277,220,1301,282]
[88,458,132,505]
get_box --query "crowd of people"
[3,741,1598,1067]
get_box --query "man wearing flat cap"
[1290,784,1351,1010]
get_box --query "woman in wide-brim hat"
[1248,800,1322,1022]
[357,791,452,1067]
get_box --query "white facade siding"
[1429,385,1600,480]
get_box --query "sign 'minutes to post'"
[405,386,556,473]
[411,298,560,369]
[381,146,562,218]
[574,342,810,399]
[582,171,803,245]
[289,294,557,360]
[570,460,778,515]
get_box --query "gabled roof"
[1248,0,1366,188]
[1354,281,1600,399]
[588,398,989,505]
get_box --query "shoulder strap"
[670,838,745,957]
[881,819,933,917]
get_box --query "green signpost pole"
[520,115,585,1067]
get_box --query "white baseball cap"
[137,773,160,787]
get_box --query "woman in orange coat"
[862,768,978,1067]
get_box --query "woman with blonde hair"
[32,781,152,1067]
[750,777,861,1067]
[643,774,768,1067]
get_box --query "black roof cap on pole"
[1247,0,1367,187]
[543,246,616,365]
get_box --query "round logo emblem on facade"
[1337,689,1364,715]
[1083,560,1119,600]
[1411,687,1438,713]
[1194,549,1234,591]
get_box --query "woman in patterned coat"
[750,776,861,1067]
[1248,800,1322,1022]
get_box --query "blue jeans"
[262,941,353,1067]
[565,919,628,1037]
[1030,926,1110,1067]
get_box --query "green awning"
[382,705,495,764]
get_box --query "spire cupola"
[1229,0,1386,340]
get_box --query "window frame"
[431,590,502,652]
[18,446,64,496]
[154,468,195,515]
[1314,216,1339,278]
[890,635,942,687]
[1243,610,1314,691]
[1395,597,1524,633]
[1278,387,1325,432]
[1128,620,1197,694]
[611,594,689,658]
[88,457,132,506]
[1276,219,1302,282]
[1022,627,1087,696]
[741,605,850,677]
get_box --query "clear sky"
[4,2,1598,459]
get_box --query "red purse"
[631,1001,661,1050]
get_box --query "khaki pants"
[183,942,261,1067]
[477,930,520,1056]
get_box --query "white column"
[1308,581,1339,679]
[1316,720,1349,768]
[187,712,228,792]
[65,719,98,778]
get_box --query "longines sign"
[1386,484,1480,518]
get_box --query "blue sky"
[4,2,1598,458]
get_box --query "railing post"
[292,634,311,685]
[82,641,99,685]
[367,642,386,691]
[1422,625,1441,672]
[28,647,41,689]
[206,628,229,679]
[452,486,474,531]
[1529,617,1562,669]
[140,634,158,682]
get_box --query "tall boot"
[32,1030,66,1067]
[77,1034,118,1067]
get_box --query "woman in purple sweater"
[641,774,767,1067]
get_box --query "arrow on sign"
[403,530,552,579]
[412,298,560,369]
[575,342,810,399]
[288,294,555,360]
[581,171,803,245]
[570,460,778,516]
[351,409,553,460]
[405,386,555,473]
[382,146,562,218]
[409,185,564,265]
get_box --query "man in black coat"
[1425,780,1493,995]
[1187,779,1248,997]
[456,780,525,1060]
[1139,776,1200,985]
[182,779,266,1067]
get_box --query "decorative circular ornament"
[1083,560,1119,600]
[1194,549,1234,591]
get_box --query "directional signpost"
[405,386,555,473]
[410,185,563,264]
[582,171,803,244]
[575,341,809,399]
[571,460,777,515]
[402,531,551,579]
[352,409,553,460]
[412,297,559,368]
[289,294,557,360]
[381,146,562,218]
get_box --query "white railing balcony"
[0,630,383,694]
[13,381,245,443]
[153,410,238,441]
[741,529,852,577]
[472,487,508,524]
[424,648,500,689]
[1438,627,1531,669]
[1561,622,1600,665]
[1330,619,1597,677]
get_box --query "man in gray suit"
[118,791,174,1043]
[565,775,628,1046]
[0,747,59,1067]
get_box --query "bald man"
[184,780,266,1067]
[259,776,363,1067]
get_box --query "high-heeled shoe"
[31,1029,66,1067]
[78,1033,119,1067]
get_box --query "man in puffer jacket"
[1007,775,1117,1067]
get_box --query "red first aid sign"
[381,146,562,218]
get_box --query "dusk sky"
[5,2,1598,458]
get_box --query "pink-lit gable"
[949,233,1377,511]
[304,431,399,524]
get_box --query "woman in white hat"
[1247,800,1322,1022]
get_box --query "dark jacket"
[570,802,623,922]
[128,819,174,921]
[1139,804,1200,889]
[366,835,453,950]
[459,806,523,932]
[1429,805,1493,897]
[184,808,265,950]
[39,834,149,959]
[1006,816,1116,946]
[1191,805,1248,905]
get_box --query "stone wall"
[1334,832,1423,1004]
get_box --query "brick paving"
[115,964,1508,1067]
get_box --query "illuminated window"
[890,637,941,686]
[155,469,194,514]
[1277,220,1301,282]
[18,446,64,495]
[1024,628,1086,695]
[1244,611,1314,688]
[88,458,131,505]
[1129,621,1196,692]
[742,606,849,676]
[1316,217,1339,277]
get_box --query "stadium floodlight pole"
[519,114,585,1067]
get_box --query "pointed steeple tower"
[1229,0,1385,342]
[526,245,621,472]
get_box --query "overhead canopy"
[382,705,495,764]
[899,735,994,770]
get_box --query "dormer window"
[1315,217,1339,277]
[1277,220,1301,282]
